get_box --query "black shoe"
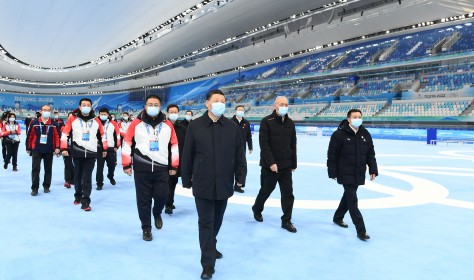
[200,266,215,279]
[81,203,92,211]
[154,215,163,230]
[3,163,7,169]
[234,186,244,193]
[143,230,153,241]
[107,175,116,185]
[13,167,18,172]
[216,250,223,259]
[31,189,38,196]
[96,183,103,190]
[73,197,81,205]
[252,208,263,222]
[282,221,297,233]
[172,205,176,209]
[357,232,370,241]
[333,220,348,228]
[165,206,173,215]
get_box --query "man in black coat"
[252,96,298,233]
[327,108,378,241]
[230,105,253,193]
[180,110,193,127]
[181,90,246,280]
[165,104,187,214]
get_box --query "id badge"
[40,134,48,144]
[150,140,159,151]
[82,132,90,141]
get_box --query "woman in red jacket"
[2,113,21,171]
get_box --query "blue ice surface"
[0,133,473,280]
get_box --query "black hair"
[79,98,92,106]
[122,112,129,116]
[166,104,179,112]
[185,110,193,116]
[1,111,10,121]
[235,105,245,110]
[206,89,225,101]
[347,109,363,118]
[145,95,162,104]
[98,107,109,114]
[7,112,16,119]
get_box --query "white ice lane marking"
[381,166,474,177]
[174,163,454,210]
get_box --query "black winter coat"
[327,119,378,186]
[259,110,297,170]
[231,115,253,151]
[181,111,247,200]
[168,120,187,177]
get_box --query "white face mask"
[99,115,108,121]
[122,116,129,121]
[351,118,363,128]
[185,115,192,121]
[211,102,226,116]
[146,106,160,117]
[81,106,91,115]
[236,111,245,117]
[9,118,15,122]
[41,111,51,119]
[168,113,179,121]
[278,106,288,116]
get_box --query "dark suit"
[231,115,252,188]
[166,120,187,209]
[181,111,246,269]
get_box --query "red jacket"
[26,117,60,153]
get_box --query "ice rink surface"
[1,133,473,280]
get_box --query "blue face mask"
[147,106,160,117]
[278,106,288,116]
[236,111,245,117]
[185,115,192,121]
[211,102,226,116]
[351,118,363,128]
[81,106,91,115]
[100,115,108,121]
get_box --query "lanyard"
[104,121,110,139]
[39,122,50,135]
[145,123,163,140]
[79,119,93,132]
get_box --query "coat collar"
[203,110,225,127]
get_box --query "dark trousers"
[96,149,116,185]
[195,198,228,268]
[253,167,294,221]
[166,176,179,208]
[73,157,96,204]
[333,184,366,234]
[134,170,169,230]
[4,140,19,167]
[31,151,53,190]
[63,155,75,183]
[1,138,6,160]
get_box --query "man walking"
[61,98,107,211]
[252,96,298,233]
[26,105,61,196]
[122,95,179,241]
[327,108,378,241]
[182,89,246,279]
